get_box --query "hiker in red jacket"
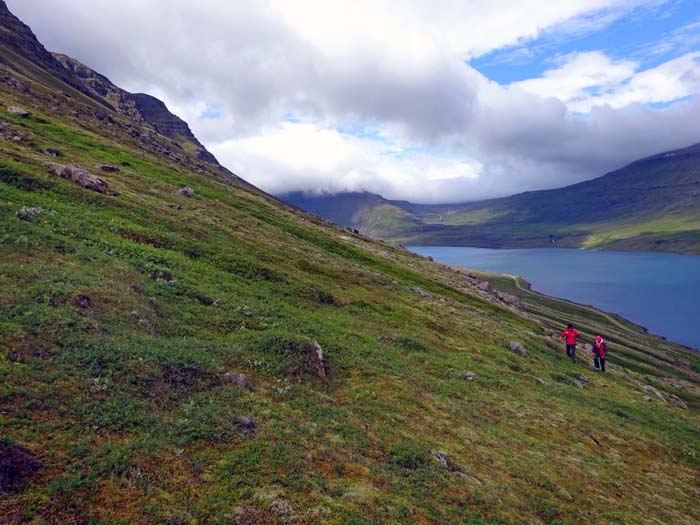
[561,323,580,363]
[593,335,607,372]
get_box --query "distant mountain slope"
[282,142,700,253]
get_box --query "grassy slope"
[283,147,700,254]
[1,74,700,525]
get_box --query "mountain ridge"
[281,140,700,253]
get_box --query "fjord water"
[411,246,700,349]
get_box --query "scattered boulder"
[7,106,30,117]
[574,380,585,389]
[43,148,61,157]
[224,372,252,391]
[643,396,653,402]
[576,373,591,384]
[46,163,116,195]
[169,204,183,210]
[668,394,688,410]
[0,442,41,495]
[16,206,42,221]
[96,164,120,172]
[642,385,666,402]
[176,186,194,197]
[307,340,327,379]
[477,281,492,293]
[533,376,548,386]
[433,451,460,472]
[236,416,256,433]
[73,294,91,309]
[495,291,524,310]
[410,287,433,298]
[461,371,477,381]
[269,500,293,521]
[507,341,529,357]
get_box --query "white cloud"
[7,0,700,203]
[512,50,700,113]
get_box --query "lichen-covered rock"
[461,371,477,381]
[307,340,327,378]
[16,206,42,221]
[46,163,116,195]
[642,385,666,402]
[7,106,30,117]
[224,372,252,391]
[507,341,529,357]
[176,186,194,197]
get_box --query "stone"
[574,380,585,389]
[46,163,116,195]
[43,148,61,157]
[496,291,523,310]
[461,371,477,381]
[0,442,41,494]
[433,451,459,472]
[16,206,42,221]
[224,372,252,391]
[644,395,653,402]
[576,373,591,384]
[270,500,293,519]
[477,281,492,293]
[236,416,256,432]
[534,376,548,386]
[176,186,194,197]
[74,294,91,309]
[307,340,327,378]
[410,286,433,298]
[668,394,688,410]
[507,341,529,357]
[96,164,120,172]
[7,106,30,117]
[642,385,666,402]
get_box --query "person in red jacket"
[561,323,580,363]
[593,335,607,372]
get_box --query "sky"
[8,0,700,203]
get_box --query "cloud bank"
[8,0,700,202]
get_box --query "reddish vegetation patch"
[119,230,170,249]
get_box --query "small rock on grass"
[507,341,529,357]
[7,106,30,117]
[176,186,194,197]
[224,372,252,391]
[16,206,42,221]
[461,371,477,381]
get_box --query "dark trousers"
[566,344,576,362]
[594,355,606,371]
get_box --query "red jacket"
[561,328,580,345]
[593,339,606,357]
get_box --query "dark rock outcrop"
[0,442,41,495]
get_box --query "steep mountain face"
[1,3,699,524]
[283,143,700,253]
[0,1,224,171]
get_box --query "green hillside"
[282,144,700,254]
[1,3,699,524]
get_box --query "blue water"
[410,246,700,349]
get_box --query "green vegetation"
[1,8,699,522]
[282,146,700,254]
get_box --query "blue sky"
[472,0,700,83]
